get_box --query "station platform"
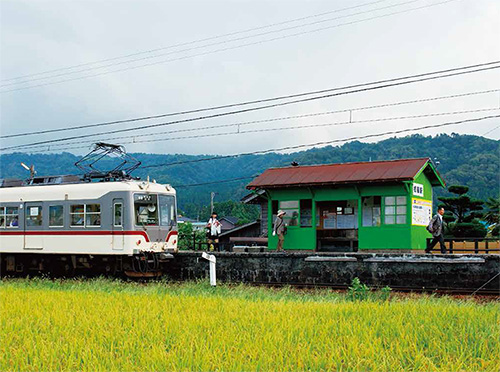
[165,251,500,294]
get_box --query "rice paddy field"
[1,278,499,372]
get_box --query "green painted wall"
[265,164,441,251]
[267,189,316,251]
[409,170,434,250]
[357,184,411,250]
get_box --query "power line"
[141,115,500,169]
[1,0,389,83]
[482,125,500,136]
[3,63,498,141]
[1,0,415,87]
[1,0,460,93]
[11,88,500,148]
[173,176,259,188]
[2,61,499,151]
[18,107,500,153]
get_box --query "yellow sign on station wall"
[411,198,432,226]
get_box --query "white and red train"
[0,176,178,276]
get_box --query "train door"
[24,202,44,250]
[112,199,124,250]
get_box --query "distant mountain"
[1,133,498,218]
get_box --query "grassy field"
[1,278,499,372]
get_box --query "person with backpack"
[425,206,447,254]
[272,210,287,252]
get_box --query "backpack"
[426,218,436,234]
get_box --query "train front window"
[159,195,176,226]
[134,194,158,226]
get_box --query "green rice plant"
[1,278,499,372]
[347,277,369,301]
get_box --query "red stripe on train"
[0,230,151,242]
[166,231,178,242]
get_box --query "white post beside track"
[201,252,217,287]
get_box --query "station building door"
[316,200,358,251]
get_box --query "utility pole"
[210,192,216,214]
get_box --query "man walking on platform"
[273,210,287,252]
[426,206,447,254]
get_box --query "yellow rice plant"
[1,279,499,371]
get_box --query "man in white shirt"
[425,207,446,254]
[206,212,221,251]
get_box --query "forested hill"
[1,133,498,218]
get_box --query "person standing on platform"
[273,210,287,252]
[206,212,221,251]
[426,206,447,254]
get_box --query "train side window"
[70,205,85,226]
[6,207,19,228]
[114,203,123,227]
[49,205,64,227]
[85,204,101,227]
[0,207,5,228]
[26,206,43,227]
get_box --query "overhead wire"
[2,61,499,151]
[0,0,389,83]
[15,107,500,153]
[173,176,259,188]
[140,114,500,169]
[481,125,500,136]
[1,0,460,93]
[3,60,497,140]
[1,0,417,87]
[5,87,498,147]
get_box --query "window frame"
[113,202,123,227]
[384,196,407,225]
[26,205,43,227]
[0,206,5,228]
[5,206,20,229]
[70,204,101,228]
[134,193,159,226]
[278,200,299,227]
[361,196,381,227]
[48,205,64,228]
[299,199,313,228]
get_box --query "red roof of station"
[247,158,444,189]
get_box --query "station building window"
[362,196,381,227]
[49,205,64,227]
[70,204,101,227]
[26,206,43,227]
[300,199,312,227]
[384,196,407,224]
[279,200,299,226]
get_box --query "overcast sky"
[1,0,499,156]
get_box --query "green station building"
[246,158,445,251]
